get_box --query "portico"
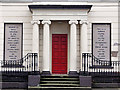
[29,4,92,75]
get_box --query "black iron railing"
[81,53,120,75]
[1,53,38,72]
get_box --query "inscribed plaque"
[4,23,22,60]
[92,24,111,61]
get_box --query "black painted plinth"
[41,71,51,76]
[28,75,40,86]
[69,71,78,76]
[79,76,92,87]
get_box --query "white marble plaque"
[4,24,22,60]
[93,24,110,61]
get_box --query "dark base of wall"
[93,83,120,88]
[1,82,27,89]
[41,71,51,76]
[1,71,40,89]
[69,71,78,76]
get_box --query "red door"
[52,34,67,74]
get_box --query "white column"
[31,20,40,53]
[80,20,88,53]
[69,20,78,72]
[42,20,51,72]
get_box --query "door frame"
[52,34,68,74]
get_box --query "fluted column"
[42,20,51,75]
[80,20,88,53]
[31,20,40,53]
[69,20,78,75]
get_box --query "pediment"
[28,4,92,20]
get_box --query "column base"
[41,71,51,76]
[69,71,78,76]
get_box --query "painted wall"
[0,0,118,2]
[0,2,118,71]
[0,3,33,60]
[0,3,3,60]
[88,2,118,61]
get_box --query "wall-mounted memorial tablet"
[92,23,111,63]
[4,23,23,62]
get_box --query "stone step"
[28,86,91,90]
[41,76,79,78]
[40,83,80,87]
[41,78,79,80]
[41,81,79,82]
[40,81,79,84]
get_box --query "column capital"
[69,20,78,25]
[79,20,88,25]
[42,20,51,25]
[31,20,40,25]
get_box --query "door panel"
[52,34,67,74]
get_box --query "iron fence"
[81,53,120,83]
[81,53,120,75]
[0,53,38,72]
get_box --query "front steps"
[28,75,91,90]
[40,76,80,87]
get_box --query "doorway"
[52,34,68,74]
